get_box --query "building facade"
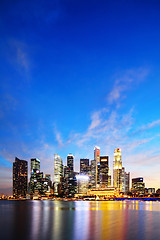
[80,159,89,175]
[91,160,96,188]
[67,154,74,177]
[94,146,100,187]
[132,177,145,195]
[13,157,28,198]
[54,153,63,195]
[30,158,40,194]
[99,156,109,188]
[113,148,122,190]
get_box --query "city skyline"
[2,145,159,196]
[1,1,160,194]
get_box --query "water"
[1,200,160,240]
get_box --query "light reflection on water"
[0,200,160,240]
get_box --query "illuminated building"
[145,188,155,194]
[132,177,145,195]
[125,172,130,193]
[63,166,69,196]
[121,167,125,193]
[121,167,130,194]
[30,158,40,194]
[99,156,109,188]
[91,160,96,188]
[66,154,77,197]
[54,153,63,195]
[80,159,89,175]
[45,174,52,187]
[13,157,28,198]
[108,168,111,187]
[68,172,77,197]
[113,148,122,190]
[35,173,50,196]
[67,154,74,177]
[156,189,160,195]
[94,146,100,187]
[76,175,89,194]
[87,187,120,198]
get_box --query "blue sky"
[1,0,160,194]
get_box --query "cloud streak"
[107,68,149,105]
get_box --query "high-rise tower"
[54,153,63,194]
[67,154,74,177]
[113,148,122,190]
[30,158,40,194]
[80,158,89,175]
[99,156,109,187]
[13,157,28,198]
[94,146,100,187]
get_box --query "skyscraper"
[99,156,109,188]
[80,158,89,175]
[67,154,74,177]
[113,148,122,190]
[94,146,100,187]
[91,160,96,188]
[121,167,125,193]
[54,153,63,195]
[125,172,130,194]
[13,157,28,198]
[30,158,40,194]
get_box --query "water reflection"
[1,200,160,240]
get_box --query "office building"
[99,156,109,188]
[125,172,130,193]
[91,160,96,188]
[121,167,125,193]
[94,146,100,187]
[54,153,63,195]
[113,148,122,190]
[80,158,89,175]
[30,158,41,194]
[132,177,145,195]
[13,157,28,198]
[76,175,89,194]
[67,154,74,177]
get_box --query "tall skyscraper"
[54,153,63,195]
[121,167,130,194]
[125,172,130,193]
[80,158,89,175]
[121,167,125,193]
[13,157,28,198]
[99,156,109,188]
[94,146,100,187]
[91,160,96,188]
[67,154,74,177]
[30,158,40,194]
[113,148,122,190]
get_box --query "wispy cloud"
[75,108,134,148]
[88,108,108,130]
[7,40,31,78]
[16,46,29,72]
[54,126,64,147]
[139,119,160,131]
[107,68,149,105]
[55,131,63,147]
